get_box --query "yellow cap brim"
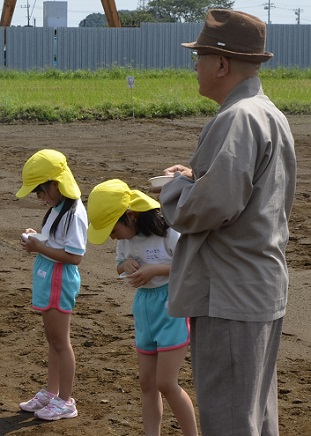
[16,183,41,199]
[87,220,117,245]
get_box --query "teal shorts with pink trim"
[132,284,190,354]
[32,254,80,313]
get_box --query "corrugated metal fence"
[0,22,310,71]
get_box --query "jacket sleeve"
[160,117,259,234]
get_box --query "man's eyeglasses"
[191,50,199,63]
[191,51,212,63]
[191,51,199,63]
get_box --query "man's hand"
[164,165,193,178]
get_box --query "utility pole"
[294,8,303,24]
[21,0,30,26]
[264,0,275,24]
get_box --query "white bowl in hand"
[149,175,174,187]
[22,233,48,243]
[118,272,135,281]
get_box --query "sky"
[8,0,311,27]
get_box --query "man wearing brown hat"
[159,9,296,436]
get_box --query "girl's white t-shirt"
[42,198,88,256]
[116,227,180,288]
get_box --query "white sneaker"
[19,389,54,412]
[35,396,78,420]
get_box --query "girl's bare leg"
[156,346,198,436]
[138,346,198,436]
[138,353,163,436]
[43,309,75,401]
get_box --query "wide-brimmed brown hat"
[182,9,273,63]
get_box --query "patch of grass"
[0,68,310,122]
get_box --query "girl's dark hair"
[39,182,77,237]
[43,198,77,237]
[118,208,168,237]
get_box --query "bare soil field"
[0,115,310,435]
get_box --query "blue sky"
[9,0,311,27]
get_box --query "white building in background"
[43,1,68,28]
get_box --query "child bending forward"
[87,179,198,436]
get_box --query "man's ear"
[217,55,230,77]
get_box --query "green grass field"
[0,68,310,122]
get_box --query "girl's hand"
[122,258,140,275]
[24,228,37,234]
[127,264,170,288]
[20,229,37,252]
[127,264,157,288]
[21,228,37,239]
[21,235,45,253]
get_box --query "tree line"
[79,0,234,28]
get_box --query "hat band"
[196,33,264,55]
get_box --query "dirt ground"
[0,115,311,436]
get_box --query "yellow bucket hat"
[16,149,81,200]
[87,179,160,245]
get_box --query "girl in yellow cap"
[87,179,198,436]
[16,149,88,421]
